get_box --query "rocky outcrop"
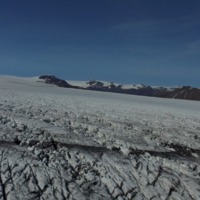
[161,86,200,101]
[39,75,81,89]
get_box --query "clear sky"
[0,0,200,86]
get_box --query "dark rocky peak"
[87,80,104,88]
[167,86,200,101]
[39,75,72,88]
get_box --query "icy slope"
[0,76,200,200]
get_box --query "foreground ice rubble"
[0,77,200,200]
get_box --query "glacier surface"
[0,76,200,200]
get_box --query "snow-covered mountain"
[0,75,200,199]
[39,75,200,101]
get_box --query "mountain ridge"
[38,75,200,101]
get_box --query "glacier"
[0,76,200,200]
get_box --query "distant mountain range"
[39,75,200,101]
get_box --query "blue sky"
[0,0,200,86]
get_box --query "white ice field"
[0,76,200,200]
